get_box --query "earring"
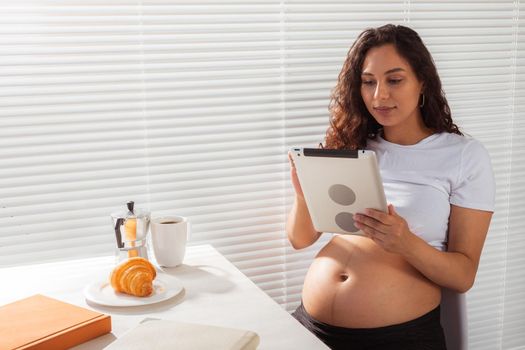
[419,94,425,108]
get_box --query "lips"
[373,106,395,114]
[372,106,396,117]
[374,106,395,111]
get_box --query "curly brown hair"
[324,24,461,150]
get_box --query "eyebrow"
[361,67,406,76]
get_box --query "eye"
[388,79,402,85]
[362,80,376,86]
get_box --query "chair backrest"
[440,288,468,350]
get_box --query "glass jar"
[110,201,150,263]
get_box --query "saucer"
[84,272,183,307]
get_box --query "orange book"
[0,294,111,350]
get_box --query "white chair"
[440,288,468,350]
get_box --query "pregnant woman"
[287,24,495,350]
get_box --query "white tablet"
[290,147,387,235]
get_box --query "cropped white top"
[367,132,495,251]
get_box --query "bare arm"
[402,205,492,293]
[286,196,322,249]
[354,204,493,293]
[286,153,322,249]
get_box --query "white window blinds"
[502,2,525,349]
[1,1,524,349]
[0,1,289,305]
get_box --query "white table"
[0,244,328,350]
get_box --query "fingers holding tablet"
[288,151,304,199]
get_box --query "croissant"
[110,257,157,297]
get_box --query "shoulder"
[435,132,492,170]
[433,132,469,147]
[456,134,491,163]
[448,133,495,211]
[433,132,490,157]
[431,133,494,186]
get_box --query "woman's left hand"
[353,204,414,255]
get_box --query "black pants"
[292,303,447,350]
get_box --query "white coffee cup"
[150,216,189,267]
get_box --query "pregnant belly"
[301,234,441,328]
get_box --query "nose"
[374,82,389,100]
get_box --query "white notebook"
[104,319,260,350]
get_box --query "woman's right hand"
[288,152,305,199]
[286,151,321,249]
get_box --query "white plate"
[84,272,184,307]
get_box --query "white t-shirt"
[367,132,495,251]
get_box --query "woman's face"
[360,44,423,130]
